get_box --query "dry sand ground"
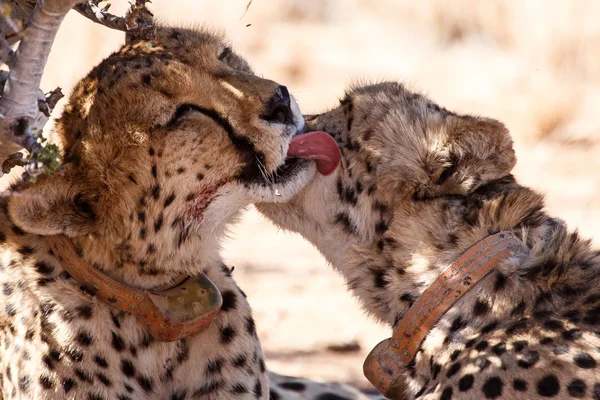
[2,0,600,390]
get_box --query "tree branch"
[74,0,155,39]
[0,0,155,178]
[0,0,78,177]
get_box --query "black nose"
[262,85,294,125]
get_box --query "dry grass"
[2,0,599,389]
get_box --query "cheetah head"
[258,82,518,265]
[8,27,322,276]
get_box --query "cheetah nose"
[262,85,294,125]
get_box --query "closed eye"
[167,104,235,138]
[166,104,255,156]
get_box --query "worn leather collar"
[47,235,222,342]
[363,231,523,397]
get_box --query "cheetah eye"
[218,47,232,61]
[166,104,232,135]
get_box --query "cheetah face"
[8,27,320,259]
[257,82,517,259]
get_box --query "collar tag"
[48,235,222,342]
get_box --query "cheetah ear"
[416,116,516,199]
[8,175,97,237]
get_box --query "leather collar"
[47,235,222,342]
[363,231,523,397]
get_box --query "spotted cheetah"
[0,25,377,400]
[258,82,600,399]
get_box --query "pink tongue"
[287,131,341,175]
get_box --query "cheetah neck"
[259,173,570,327]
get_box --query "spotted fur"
[0,26,371,400]
[259,82,600,399]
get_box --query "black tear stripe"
[166,104,265,177]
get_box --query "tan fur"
[0,26,375,400]
[259,82,600,399]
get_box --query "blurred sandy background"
[5,0,600,390]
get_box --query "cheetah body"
[0,26,374,400]
[259,82,600,399]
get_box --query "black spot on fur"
[164,192,176,207]
[458,374,474,391]
[205,358,224,375]
[18,246,35,256]
[137,376,153,392]
[450,349,461,361]
[246,316,256,336]
[194,380,222,396]
[221,290,237,312]
[513,379,527,392]
[93,355,108,368]
[537,375,560,397]
[506,318,528,335]
[76,331,93,346]
[220,326,236,344]
[482,376,503,398]
[76,304,93,319]
[446,362,461,377]
[543,319,564,331]
[232,354,247,368]
[567,380,586,398]
[111,332,125,351]
[475,341,489,351]
[562,328,583,341]
[39,375,55,389]
[151,184,161,200]
[450,316,466,333]
[121,359,135,377]
[254,379,263,398]
[491,342,506,356]
[97,373,112,387]
[493,273,507,291]
[473,299,490,316]
[481,320,499,334]
[154,213,164,232]
[440,387,453,400]
[574,352,597,369]
[170,389,187,400]
[231,383,248,394]
[35,262,54,275]
[334,212,356,234]
[62,377,76,393]
[372,269,387,288]
[512,340,528,353]
[511,300,526,316]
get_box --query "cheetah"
[258,82,600,399]
[0,25,375,400]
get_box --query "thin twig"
[240,0,253,20]
[74,0,155,39]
